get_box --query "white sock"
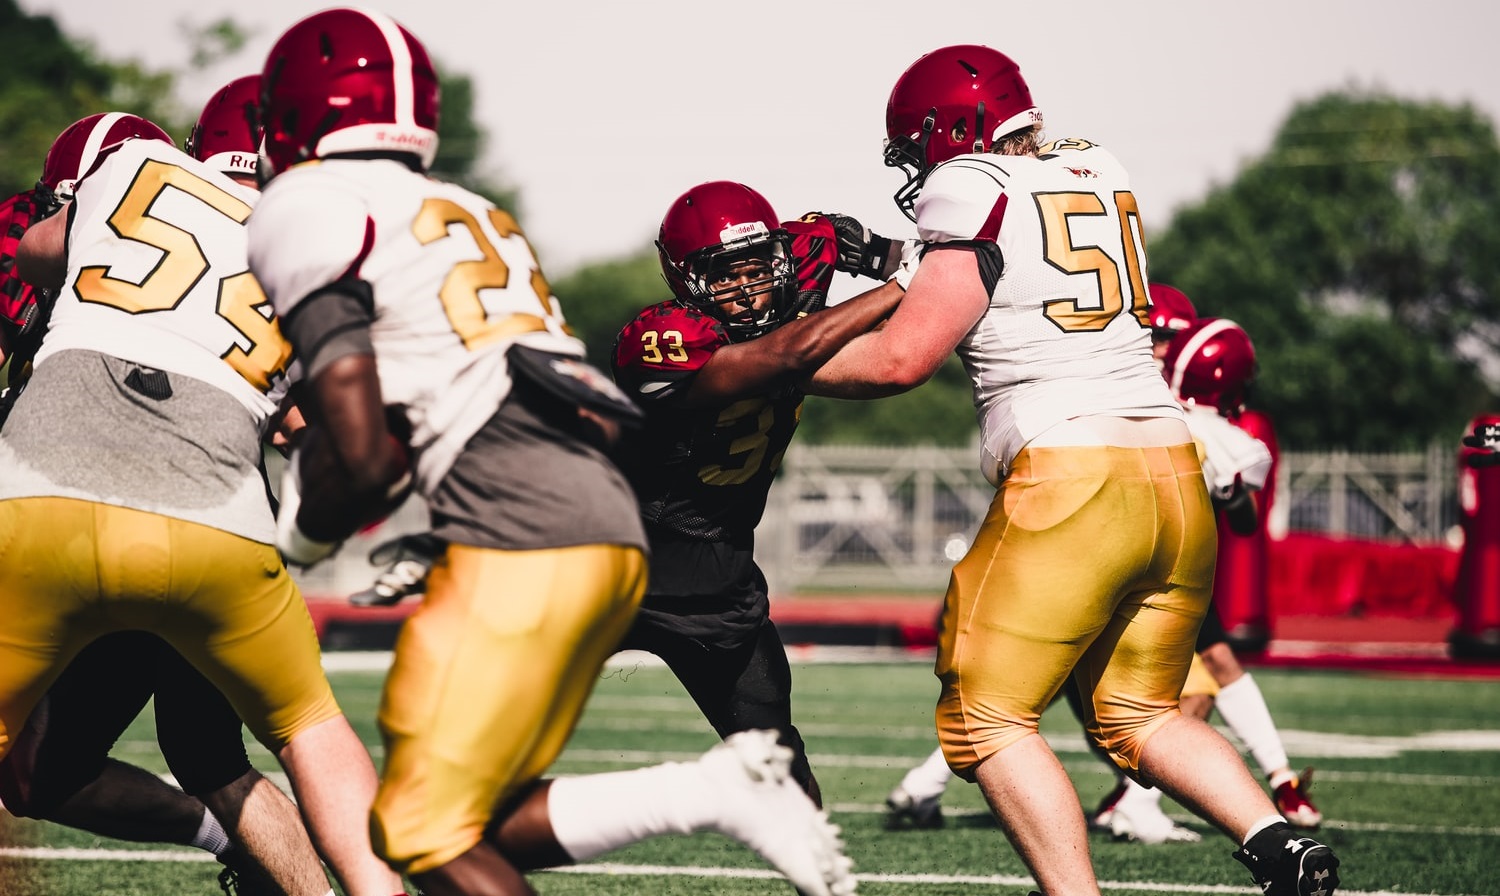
[1214,674,1291,779]
[191,809,230,856]
[1116,776,1164,809]
[1243,813,1289,844]
[547,763,711,861]
[898,746,954,800]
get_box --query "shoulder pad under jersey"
[611,300,729,402]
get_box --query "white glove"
[275,446,339,567]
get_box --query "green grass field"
[3,653,1498,895]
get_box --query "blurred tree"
[1149,90,1500,449]
[551,248,666,365]
[0,0,182,194]
[429,69,520,215]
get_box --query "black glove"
[818,212,895,280]
[1464,422,1500,467]
[1216,486,1260,536]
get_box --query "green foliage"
[431,69,520,215]
[551,248,670,365]
[1150,89,1500,449]
[0,0,193,195]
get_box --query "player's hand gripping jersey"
[912,138,1182,485]
[0,139,291,542]
[610,217,839,541]
[250,158,635,497]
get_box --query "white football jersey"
[1183,404,1273,500]
[913,137,1183,484]
[36,138,291,423]
[248,159,584,494]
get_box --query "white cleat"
[699,730,857,896]
[1108,800,1202,845]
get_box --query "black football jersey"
[612,300,802,541]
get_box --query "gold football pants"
[936,443,1217,779]
[370,541,647,875]
[0,497,340,760]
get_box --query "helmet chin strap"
[973,101,986,153]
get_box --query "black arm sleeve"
[925,241,1005,295]
[277,279,377,380]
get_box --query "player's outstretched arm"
[680,279,904,407]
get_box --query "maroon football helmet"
[1147,282,1199,339]
[656,181,798,341]
[884,45,1041,220]
[186,75,262,178]
[1162,317,1257,416]
[37,113,172,210]
[259,7,439,179]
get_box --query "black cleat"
[1232,822,1341,896]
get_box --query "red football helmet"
[1162,317,1257,416]
[186,75,262,178]
[656,181,798,341]
[884,45,1041,220]
[37,113,172,209]
[259,7,440,179]
[1148,282,1199,338]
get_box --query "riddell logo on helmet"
[719,221,768,241]
[374,129,434,150]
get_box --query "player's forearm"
[772,280,903,367]
[803,330,928,399]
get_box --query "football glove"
[1463,422,1500,468]
[275,445,340,568]
[811,212,895,280]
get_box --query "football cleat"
[884,785,944,830]
[349,533,443,607]
[698,730,857,896]
[1233,822,1340,896]
[1274,768,1324,829]
[1108,799,1202,845]
[1088,778,1129,833]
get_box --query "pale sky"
[28,0,1500,295]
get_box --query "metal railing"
[288,442,1464,599]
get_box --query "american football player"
[887,313,1325,844]
[806,44,1341,896]
[1164,317,1323,827]
[1,113,175,421]
[0,90,333,896]
[249,10,855,896]
[2,96,402,896]
[607,180,904,806]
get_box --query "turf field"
[2,652,1497,895]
